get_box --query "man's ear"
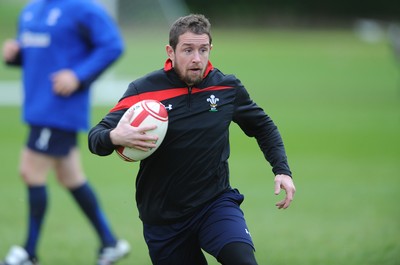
[166,45,174,60]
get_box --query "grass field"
[0,3,400,264]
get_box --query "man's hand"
[110,108,159,151]
[51,69,80,96]
[2,39,20,62]
[274,174,296,209]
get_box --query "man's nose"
[192,51,201,62]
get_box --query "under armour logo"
[164,104,173,111]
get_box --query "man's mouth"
[189,68,201,73]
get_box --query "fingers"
[111,108,159,149]
[124,128,159,152]
[51,70,80,96]
[111,125,158,149]
[275,191,294,209]
[275,199,287,209]
[130,126,159,144]
[2,39,20,62]
[274,174,296,209]
[118,107,135,126]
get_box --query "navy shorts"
[143,189,255,265]
[26,125,77,157]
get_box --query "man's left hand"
[274,174,296,209]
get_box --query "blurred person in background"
[1,0,130,264]
[88,14,296,265]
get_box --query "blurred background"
[1,0,400,104]
[0,0,399,264]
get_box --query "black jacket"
[88,60,292,225]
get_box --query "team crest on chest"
[207,94,219,112]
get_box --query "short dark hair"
[169,14,212,50]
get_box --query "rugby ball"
[115,99,168,162]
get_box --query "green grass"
[1,8,400,264]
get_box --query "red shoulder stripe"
[109,86,234,113]
[191,85,233,94]
[110,88,187,112]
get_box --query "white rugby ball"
[115,99,168,162]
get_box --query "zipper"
[187,86,192,109]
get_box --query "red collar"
[164,59,214,79]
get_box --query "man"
[1,0,130,264]
[88,14,296,264]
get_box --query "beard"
[175,64,204,87]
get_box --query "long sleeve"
[88,110,125,156]
[233,85,292,177]
[72,3,124,88]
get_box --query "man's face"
[166,32,211,86]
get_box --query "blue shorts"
[143,189,255,265]
[26,125,77,157]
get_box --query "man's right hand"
[110,108,159,151]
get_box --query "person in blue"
[89,14,296,265]
[1,0,130,264]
